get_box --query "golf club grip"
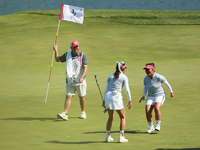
[103,109,107,113]
[139,97,144,103]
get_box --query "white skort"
[146,95,165,106]
[104,90,124,110]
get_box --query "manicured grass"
[0,10,200,150]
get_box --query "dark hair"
[114,64,121,79]
[146,63,155,68]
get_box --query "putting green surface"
[0,10,200,150]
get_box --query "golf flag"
[60,4,84,24]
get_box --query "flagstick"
[45,20,61,105]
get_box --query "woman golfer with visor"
[102,62,132,143]
[141,63,174,133]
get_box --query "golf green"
[0,10,199,150]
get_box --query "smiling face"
[71,46,79,55]
[145,68,154,78]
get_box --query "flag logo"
[71,9,76,16]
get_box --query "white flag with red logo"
[59,4,84,24]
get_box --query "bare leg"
[116,108,126,131]
[154,102,162,121]
[79,96,85,112]
[64,95,72,114]
[145,105,154,122]
[106,109,114,131]
[116,108,128,142]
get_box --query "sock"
[156,120,161,126]
[62,112,68,115]
[106,131,110,137]
[148,122,153,127]
[120,131,124,137]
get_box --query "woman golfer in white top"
[141,63,174,133]
[102,62,132,143]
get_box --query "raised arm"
[53,44,61,62]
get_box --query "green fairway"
[0,10,200,150]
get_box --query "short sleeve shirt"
[59,50,88,65]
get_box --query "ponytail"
[114,62,127,79]
[114,64,121,79]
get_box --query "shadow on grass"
[84,130,157,135]
[45,130,158,145]
[45,140,105,144]
[2,117,80,122]
[156,148,200,150]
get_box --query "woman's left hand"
[170,92,174,98]
[127,101,132,109]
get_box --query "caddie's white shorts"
[104,90,124,110]
[66,79,87,97]
[146,95,165,106]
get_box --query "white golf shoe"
[118,136,128,143]
[145,125,155,133]
[57,112,68,121]
[155,125,160,131]
[105,135,114,142]
[80,111,87,119]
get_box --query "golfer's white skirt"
[104,91,124,110]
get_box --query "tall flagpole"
[44,4,64,105]
[44,19,61,105]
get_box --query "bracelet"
[81,76,85,78]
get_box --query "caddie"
[53,40,88,120]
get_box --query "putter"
[94,75,107,113]
[139,97,143,103]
